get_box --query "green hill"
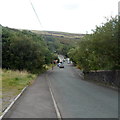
[30,30,85,56]
[31,30,84,39]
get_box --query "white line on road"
[0,86,27,120]
[47,74,62,120]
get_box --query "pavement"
[3,62,118,118]
[3,73,57,118]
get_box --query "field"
[31,30,84,38]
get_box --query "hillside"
[8,26,84,56]
[31,30,84,39]
[30,30,85,56]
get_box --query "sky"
[0,0,119,34]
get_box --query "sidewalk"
[3,73,57,118]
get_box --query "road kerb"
[0,86,28,120]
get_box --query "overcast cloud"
[0,0,119,33]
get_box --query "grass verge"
[44,64,56,70]
[1,69,37,112]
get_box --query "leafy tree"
[68,16,119,71]
[2,26,52,73]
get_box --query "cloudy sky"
[0,0,119,33]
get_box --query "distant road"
[3,62,118,118]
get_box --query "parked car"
[57,63,61,67]
[59,64,64,68]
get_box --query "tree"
[2,26,53,73]
[68,16,120,71]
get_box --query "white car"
[57,63,61,67]
[59,64,64,68]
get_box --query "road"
[47,63,118,118]
[3,62,118,118]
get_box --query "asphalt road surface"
[3,62,118,118]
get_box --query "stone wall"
[84,70,120,87]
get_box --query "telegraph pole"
[118,1,120,16]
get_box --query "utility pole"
[118,1,120,16]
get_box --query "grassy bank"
[44,64,56,70]
[1,69,36,112]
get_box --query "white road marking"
[0,86,27,120]
[47,75,62,120]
